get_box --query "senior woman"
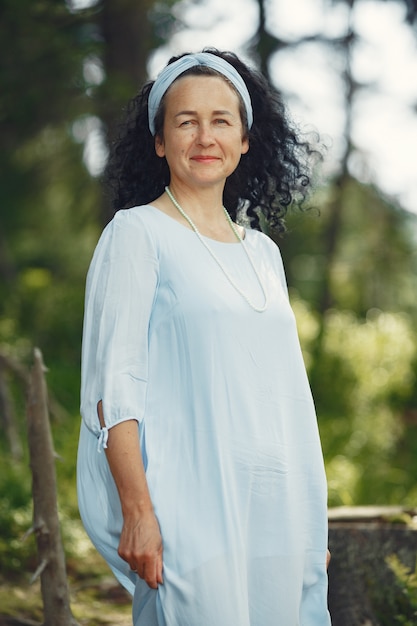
[77,48,332,625]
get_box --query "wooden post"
[26,348,78,626]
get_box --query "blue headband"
[148,52,253,135]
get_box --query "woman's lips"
[191,156,219,163]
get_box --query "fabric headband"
[148,52,253,135]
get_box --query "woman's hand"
[119,509,164,589]
[326,549,331,570]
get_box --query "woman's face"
[155,75,249,191]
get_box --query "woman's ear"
[241,136,249,155]
[155,134,165,158]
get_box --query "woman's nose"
[196,123,215,146]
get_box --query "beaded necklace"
[165,186,268,313]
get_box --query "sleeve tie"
[97,426,109,453]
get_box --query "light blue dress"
[77,205,331,625]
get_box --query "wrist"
[121,498,155,519]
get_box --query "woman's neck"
[166,181,225,222]
[151,183,242,243]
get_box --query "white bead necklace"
[165,186,268,313]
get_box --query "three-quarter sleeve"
[80,209,159,442]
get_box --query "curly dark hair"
[104,48,318,234]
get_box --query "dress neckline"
[145,203,246,245]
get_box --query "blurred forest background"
[1,0,417,622]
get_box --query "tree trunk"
[0,350,67,457]
[26,348,78,626]
[98,0,155,225]
[249,0,285,79]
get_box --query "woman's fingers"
[140,556,161,589]
[156,554,164,585]
[135,543,163,588]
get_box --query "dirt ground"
[0,562,132,626]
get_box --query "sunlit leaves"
[293,295,417,506]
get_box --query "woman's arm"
[98,402,163,589]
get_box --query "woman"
[77,48,332,625]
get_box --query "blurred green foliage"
[374,554,417,625]
[294,298,417,506]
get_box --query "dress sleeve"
[80,209,159,445]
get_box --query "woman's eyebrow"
[174,109,233,118]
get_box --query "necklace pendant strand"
[165,186,268,313]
